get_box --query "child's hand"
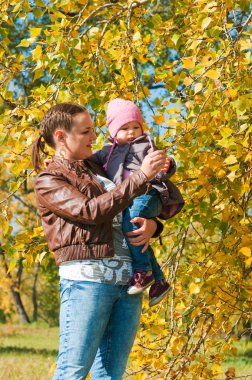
[44,158,52,168]
[161,157,171,173]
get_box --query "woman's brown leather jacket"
[35,156,151,265]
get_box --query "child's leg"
[122,189,163,275]
[149,250,165,281]
[122,206,152,272]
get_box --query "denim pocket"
[59,278,73,302]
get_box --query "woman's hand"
[126,217,157,253]
[140,150,166,180]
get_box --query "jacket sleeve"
[152,218,164,237]
[35,170,149,225]
[158,179,185,219]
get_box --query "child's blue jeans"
[122,189,164,280]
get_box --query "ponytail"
[32,135,46,172]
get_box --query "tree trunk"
[0,248,30,324]
[32,263,40,322]
[10,285,30,324]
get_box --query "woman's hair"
[32,103,87,172]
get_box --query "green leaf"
[171,34,181,46]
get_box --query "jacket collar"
[52,156,92,175]
[52,156,86,167]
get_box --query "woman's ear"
[54,129,66,144]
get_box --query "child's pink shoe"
[149,280,170,307]
[127,270,155,295]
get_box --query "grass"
[0,323,58,380]
[220,339,252,380]
[0,323,251,380]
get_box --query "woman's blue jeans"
[53,279,142,380]
[122,189,164,280]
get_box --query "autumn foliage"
[0,0,251,379]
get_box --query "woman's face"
[56,112,97,161]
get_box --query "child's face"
[116,121,142,144]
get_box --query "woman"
[32,103,166,380]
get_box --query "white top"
[59,175,133,285]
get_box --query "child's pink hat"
[106,98,143,138]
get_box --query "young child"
[90,98,184,307]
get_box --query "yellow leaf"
[134,373,147,380]
[212,363,222,375]
[17,37,36,47]
[224,88,238,99]
[220,127,233,138]
[3,222,13,236]
[167,117,179,126]
[35,251,47,264]
[133,31,141,42]
[239,247,251,257]
[34,68,44,80]
[49,362,57,375]
[71,30,79,38]
[243,150,251,162]
[15,218,24,226]
[194,83,203,94]
[227,171,236,182]
[142,86,150,96]
[137,54,148,64]
[30,27,42,38]
[201,54,214,66]
[32,45,42,60]
[184,76,193,86]
[245,257,252,267]
[152,326,165,334]
[159,131,169,142]
[205,69,220,79]
[144,34,151,43]
[190,39,202,50]
[189,283,200,294]
[153,115,165,124]
[121,65,133,84]
[203,2,218,12]
[13,2,22,12]
[216,169,226,178]
[224,155,237,165]
[240,40,252,51]
[181,57,195,69]
[7,260,17,273]
[201,17,212,30]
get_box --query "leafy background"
[0,1,251,379]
